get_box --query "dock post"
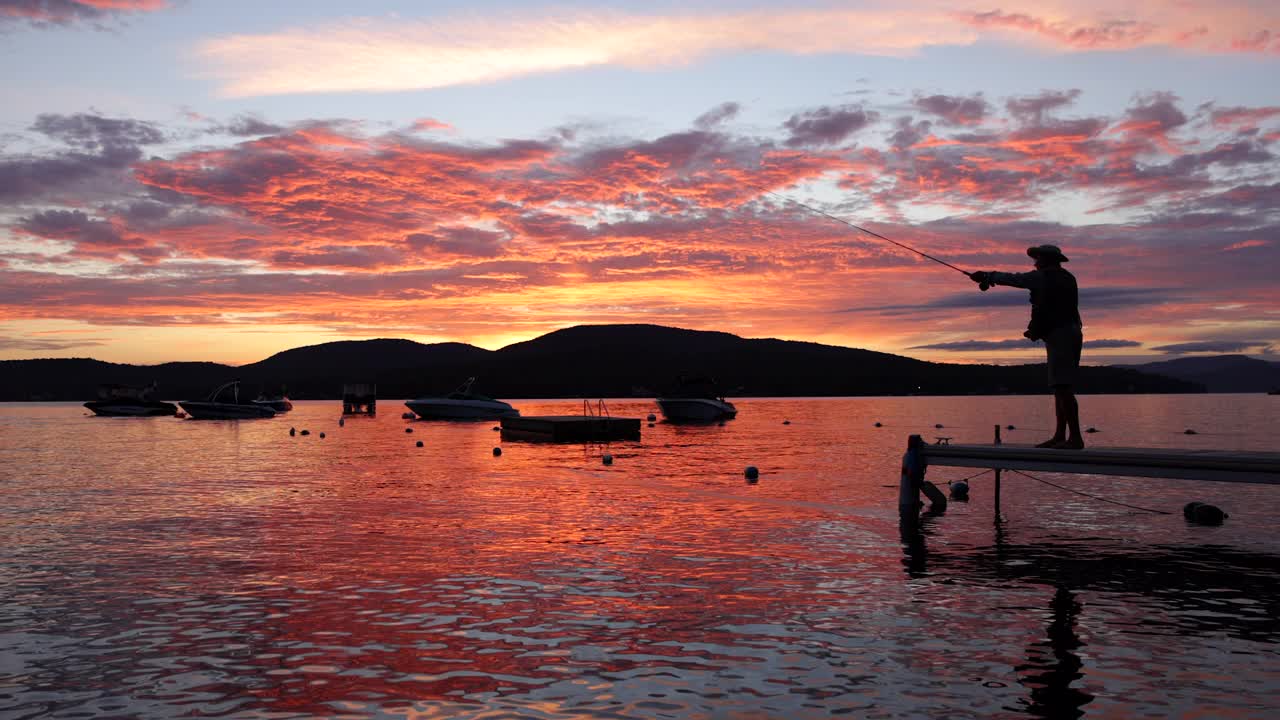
[899,434,927,518]
[993,424,1002,520]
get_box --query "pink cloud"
[411,117,454,133]
[0,0,164,26]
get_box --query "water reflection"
[1014,586,1091,719]
[2,397,1279,718]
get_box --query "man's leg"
[1061,385,1082,448]
[1037,391,1067,447]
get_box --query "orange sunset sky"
[1,0,1277,365]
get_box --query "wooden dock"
[923,443,1280,485]
[500,415,641,442]
[899,430,1280,518]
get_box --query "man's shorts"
[1044,324,1083,387]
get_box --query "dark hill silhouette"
[0,324,1202,401]
[1119,355,1280,393]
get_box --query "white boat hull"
[405,398,520,420]
[656,398,737,422]
[179,401,276,419]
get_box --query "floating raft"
[500,415,641,442]
[923,442,1280,485]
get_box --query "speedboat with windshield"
[405,377,519,420]
[84,382,178,417]
[180,380,277,419]
[656,375,738,422]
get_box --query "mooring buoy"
[416,440,424,447]
[1184,429,1198,435]
[1006,424,1015,430]
[744,466,759,481]
[319,432,325,439]
[492,426,500,431]
[1183,501,1228,525]
[602,454,613,465]
[300,429,310,436]
[783,420,791,425]
[290,427,296,437]
[405,427,413,433]
[950,479,969,499]
[339,417,345,427]
[493,447,502,456]
[874,422,883,428]
[647,413,656,421]
[934,423,944,429]
[1085,427,1099,433]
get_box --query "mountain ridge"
[0,323,1204,400]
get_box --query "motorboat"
[656,375,738,422]
[84,382,178,417]
[252,392,293,412]
[405,377,519,420]
[180,380,277,419]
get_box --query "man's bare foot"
[1036,438,1065,448]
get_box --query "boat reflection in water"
[179,380,276,419]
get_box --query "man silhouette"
[971,245,1084,449]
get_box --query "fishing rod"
[747,183,991,290]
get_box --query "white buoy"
[602,454,613,465]
[493,447,502,456]
[744,466,759,481]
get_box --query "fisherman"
[970,245,1084,449]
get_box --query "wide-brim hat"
[1027,244,1069,263]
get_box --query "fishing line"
[745,182,980,282]
[1008,469,1171,515]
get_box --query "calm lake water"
[2,395,1278,719]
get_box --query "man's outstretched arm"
[971,270,1043,290]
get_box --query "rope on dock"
[1007,469,1171,515]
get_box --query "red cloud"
[3,93,1279,362]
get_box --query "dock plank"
[921,443,1280,484]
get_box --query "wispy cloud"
[1151,340,1275,353]
[192,2,1280,97]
